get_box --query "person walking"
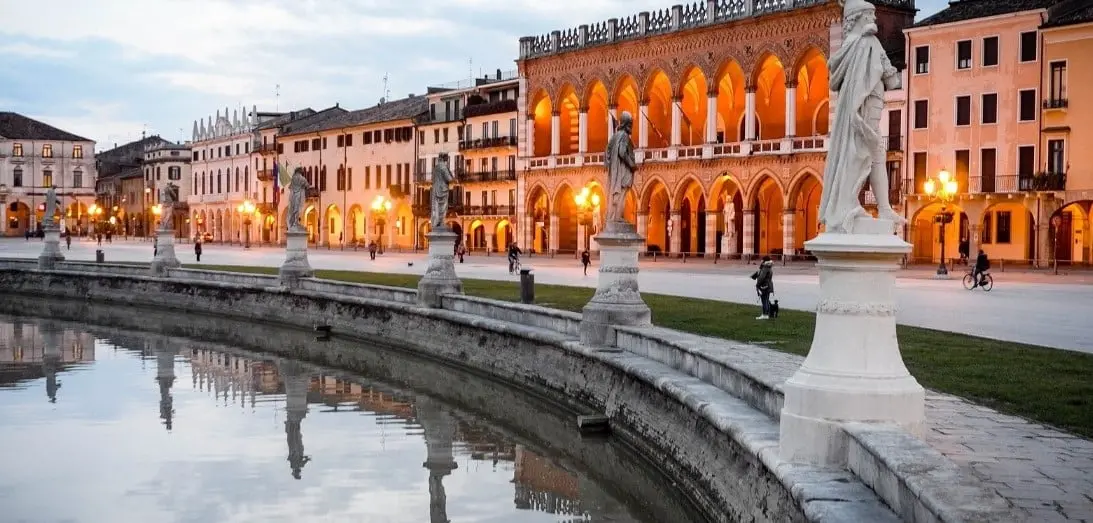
[581,249,591,276]
[153,236,158,257]
[751,255,775,320]
[368,240,377,261]
[194,239,203,262]
[65,233,72,250]
[457,243,466,264]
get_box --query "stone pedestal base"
[780,218,925,467]
[38,226,64,270]
[279,230,314,286]
[721,234,737,258]
[417,230,463,308]
[580,222,652,347]
[150,229,181,275]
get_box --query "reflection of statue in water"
[431,153,454,229]
[286,168,310,233]
[818,0,906,233]
[604,111,637,228]
[158,183,179,231]
[43,186,58,228]
[286,410,310,479]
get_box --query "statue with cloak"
[604,111,637,229]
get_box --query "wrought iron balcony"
[1042,98,1069,110]
[459,169,517,183]
[463,99,518,119]
[389,183,411,199]
[256,169,274,182]
[458,136,518,151]
[254,143,278,155]
[1019,172,1067,191]
[883,135,903,152]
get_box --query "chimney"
[496,68,502,79]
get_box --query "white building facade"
[187,106,260,243]
[143,141,192,238]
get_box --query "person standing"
[581,249,591,276]
[752,255,775,320]
[368,240,377,261]
[194,239,203,262]
[65,233,72,250]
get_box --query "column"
[1084,215,1092,263]
[638,104,650,149]
[637,212,649,249]
[41,322,62,403]
[607,104,618,132]
[742,211,755,256]
[706,91,718,143]
[670,97,682,146]
[417,399,457,523]
[578,110,588,154]
[782,209,796,258]
[548,214,559,253]
[1037,223,1052,267]
[525,117,536,158]
[0,200,7,235]
[704,211,717,256]
[550,111,561,156]
[785,83,798,137]
[155,344,178,431]
[669,211,682,254]
[745,87,757,140]
[577,224,587,251]
[967,224,981,262]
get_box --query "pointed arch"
[557,83,580,155]
[792,46,831,136]
[751,52,788,140]
[715,59,747,143]
[677,65,709,146]
[612,74,642,145]
[585,79,610,154]
[672,173,707,210]
[642,69,673,149]
[530,88,553,157]
[639,176,671,211]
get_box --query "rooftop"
[913,0,1061,28]
[282,96,427,136]
[0,112,92,143]
[1042,0,1093,28]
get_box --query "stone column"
[578,110,588,154]
[548,214,559,253]
[280,228,314,287]
[638,104,650,149]
[782,209,796,258]
[577,224,587,251]
[785,83,798,137]
[670,97,682,146]
[525,117,536,158]
[580,220,652,347]
[1038,223,1052,267]
[780,217,924,467]
[668,211,682,254]
[607,104,617,132]
[418,224,464,308]
[967,224,981,260]
[155,343,178,431]
[742,210,755,256]
[550,111,561,156]
[744,87,757,140]
[704,211,717,257]
[0,199,7,235]
[280,361,311,480]
[706,92,718,143]
[38,217,64,270]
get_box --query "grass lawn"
[191,264,1093,438]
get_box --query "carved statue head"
[841,0,877,36]
[293,167,305,178]
[437,152,449,164]
[617,111,633,133]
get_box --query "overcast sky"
[0,0,948,148]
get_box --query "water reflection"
[0,310,705,523]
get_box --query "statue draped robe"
[605,127,636,225]
[817,31,887,234]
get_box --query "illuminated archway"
[324,204,342,246]
[674,175,707,253]
[557,84,580,155]
[643,70,672,149]
[794,47,830,136]
[910,202,970,264]
[678,67,708,146]
[640,178,671,253]
[749,175,784,254]
[348,204,365,244]
[711,174,745,255]
[469,219,486,251]
[531,90,553,157]
[553,184,578,253]
[6,201,31,237]
[304,205,318,244]
[585,80,610,153]
[715,60,747,143]
[787,171,822,252]
[527,185,550,253]
[753,53,787,140]
[613,75,642,146]
[495,219,513,252]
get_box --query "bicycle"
[509,257,521,274]
[962,270,993,291]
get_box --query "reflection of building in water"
[279,360,311,480]
[155,342,178,431]
[513,446,585,516]
[0,318,96,398]
[188,348,281,407]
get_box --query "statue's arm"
[621,138,637,169]
[878,42,901,90]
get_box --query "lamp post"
[371,195,393,254]
[144,187,152,239]
[1051,214,1062,275]
[574,186,601,252]
[237,199,255,249]
[152,204,162,232]
[923,168,958,277]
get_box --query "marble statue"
[605,111,637,227]
[286,167,309,233]
[431,153,454,229]
[43,186,57,228]
[818,0,905,234]
[724,203,736,238]
[158,183,178,230]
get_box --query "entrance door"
[1054,213,1073,262]
[887,110,901,150]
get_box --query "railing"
[526,135,834,168]
[464,205,515,216]
[458,136,518,151]
[256,202,276,215]
[883,135,903,152]
[752,139,783,154]
[460,169,517,183]
[792,136,827,152]
[254,143,277,155]
[463,99,518,119]
[1020,172,1067,191]
[556,154,578,166]
[414,170,430,184]
[583,152,605,164]
[713,142,742,157]
[529,158,550,168]
[643,149,668,161]
[678,145,703,159]
[256,169,274,182]
[1042,98,1069,110]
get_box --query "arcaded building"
[517,0,915,257]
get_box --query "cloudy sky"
[0,0,948,149]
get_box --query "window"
[980,148,996,192]
[1047,139,1065,174]
[322,137,327,149]
[73,170,83,188]
[1020,31,1037,62]
[386,165,392,187]
[1049,61,1067,102]
[363,132,373,145]
[445,101,451,120]
[955,150,970,191]
[337,135,344,148]
[913,100,929,129]
[995,211,1012,244]
[982,213,993,244]
[955,96,971,126]
[434,129,440,144]
[373,130,381,142]
[492,120,499,138]
[13,167,23,187]
[347,167,352,190]
[509,189,516,205]
[72,145,83,159]
[983,36,999,67]
[913,152,927,192]
[430,104,437,121]
[443,128,449,142]
[1018,90,1037,121]
[337,166,345,191]
[981,93,998,124]
[311,138,321,150]
[42,170,53,187]
[1018,146,1035,177]
[365,166,371,189]
[956,40,972,69]
[384,129,393,142]
[345,134,353,147]
[12,143,23,157]
[42,144,53,158]
[482,122,489,139]
[914,46,930,74]
[235,144,240,155]
[454,100,461,119]
[465,125,472,141]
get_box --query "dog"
[769,299,780,319]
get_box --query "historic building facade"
[95,135,170,237]
[187,106,261,243]
[0,112,97,237]
[143,141,192,238]
[516,0,916,257]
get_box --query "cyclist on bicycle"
[507,243,523,273]
[972,249,990,287]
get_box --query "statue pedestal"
[417,230,463,308]
[721,234,737,258]
[780,218,924,467]
[279,230,314,286]
[150,229,181,275]
[580,222,652,347]
[38,225,64,269]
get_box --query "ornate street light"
[237,199,256,249]
[152,204,163,233]
[574,186,601,252]
[923,168,959,276]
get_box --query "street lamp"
[574,186,601,251]
[152,204,162,233]
[371,195,393,253]
[923,168,959,276]
[144,187,152,238]
[237,199,256,249]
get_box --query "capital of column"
[745,85,758,94]
[551,110,561,117]
[785,81,799,89]
[707,86,719,97]
[672,95,683,103]
[607,103,618,110]
[578,105,589,114]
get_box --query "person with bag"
[751,255,775,320]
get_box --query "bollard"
[520,268,534,304]
[95,249,104,263]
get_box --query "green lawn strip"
[189,264,1093,438]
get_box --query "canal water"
[0,300,707,523]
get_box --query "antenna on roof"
[382,73,390,103]
[276,84,281,112]
[468,57,473,84]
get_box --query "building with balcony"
[275,95,427,249]
[517,0,916,257]
[187,105,261,243]
[1040,0,1093,264]
[415,70,521,252]
[0,112,97,237]
[94,135,171,237]
[903,0,1071,266]
[414,85,465,245]
[143,141,192,238]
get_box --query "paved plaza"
[3,237,1088,353]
